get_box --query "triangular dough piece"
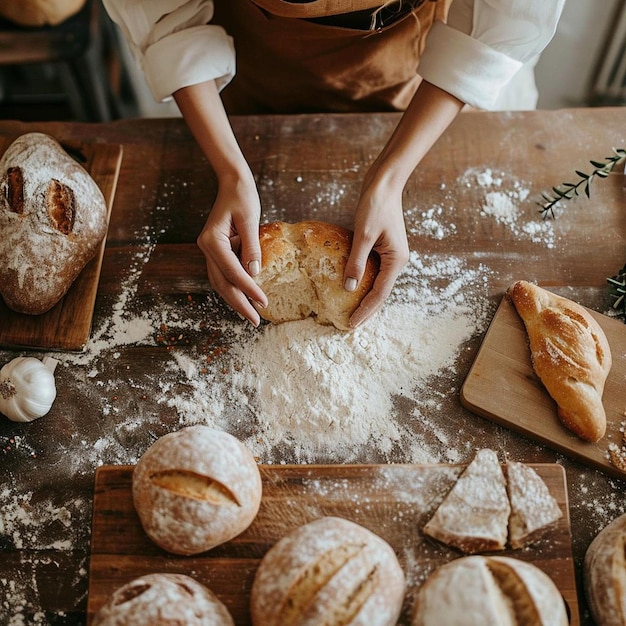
[423,449,510,553]
[506,461,562,549]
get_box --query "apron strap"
[250,0,399,18]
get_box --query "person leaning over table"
[103,0,565,328]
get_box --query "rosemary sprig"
[608,264,626,322]
[538,147,626,219]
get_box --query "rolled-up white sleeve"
[103,0,235,102]
[418,0,566,110]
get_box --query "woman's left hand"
[343,176,409,328]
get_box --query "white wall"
[535,0,621,109]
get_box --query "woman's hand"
[174,80,268,326]
[344,80,465,328]
[197,172,267,326]
[344,176,409,328]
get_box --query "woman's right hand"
[174,80,268,326]
[197,171,268,326]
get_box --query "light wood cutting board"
[87,463,578,625]
[0,137,122,351]
[461,289,626,480]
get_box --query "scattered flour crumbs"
[1,168,622,625]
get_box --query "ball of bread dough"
[250,516,405,626]
[92,573,234,626]
[411,555,568,626]
[133,425,262,555]
[253,221,379,331]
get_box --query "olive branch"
[536,147,626,322]
[537,147,626,219]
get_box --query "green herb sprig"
[608,264,626,322]
[538,147,626,219]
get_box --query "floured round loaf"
[411,555,568,626]
[0,132,108,314]
[254,221,379,331]
[584,513,626,626]
[92,573,234,626]
[250,516,405,626]
[132,425,262,556]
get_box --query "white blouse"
[103,0,565,111]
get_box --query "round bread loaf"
[132,425,262,556]
[584,513,626,626]
[411,555,568,626]
[254,221,379,331]
[250,516,405,626]
[92,573,234,626]
[0,132,108,314]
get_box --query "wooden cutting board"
[0,137,122,351]
[461,290,626,480]
[87,463,578,625]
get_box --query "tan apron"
[212,0,450,114]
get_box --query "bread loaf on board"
[0,132,108,314]
[132,426,262,556]
[253,221,379,330]
[92,573,234,626]
[584,512,626,626]
[508,280,611,442]
[411,555,568,626]
[250,516,405,626]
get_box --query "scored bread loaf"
[253,221,379,331]
[423,449,510,553]
[250,516,405,626]
[584,512,626,626]
[132,425,262,556]
[92,573,234,626]
[0,132,108,314]
[411,555,569,626]
[505,461,562,549]
[508,280,612,442]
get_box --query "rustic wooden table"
[0,109,624,625]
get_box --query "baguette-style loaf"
[250,516,405,626]
[423,449,510,553]
[0,132,108,314]
[411,555,568,626]
[92,573,234,626]
[508,280,611,442]
[253,221,379,330]
[506,461,562,549]
[132,426,262,556]
[584,512,626,626]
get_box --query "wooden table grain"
[0,108,624,625]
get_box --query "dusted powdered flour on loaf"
[423,449,510,553]
[92,573,234,626]
[254,221,379,330]
[132,425,262,555]
[411,555,568,626]
[506,461,563,549]
[508,280,612,442]
[0,132,108,314]
[250,516,405,626]
[584,512,626,626]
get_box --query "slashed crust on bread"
[411,556,568,626]
[423,449,510,553]
[253,221,379,331]
[508,280,612,442]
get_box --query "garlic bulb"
[0,356,58,422]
